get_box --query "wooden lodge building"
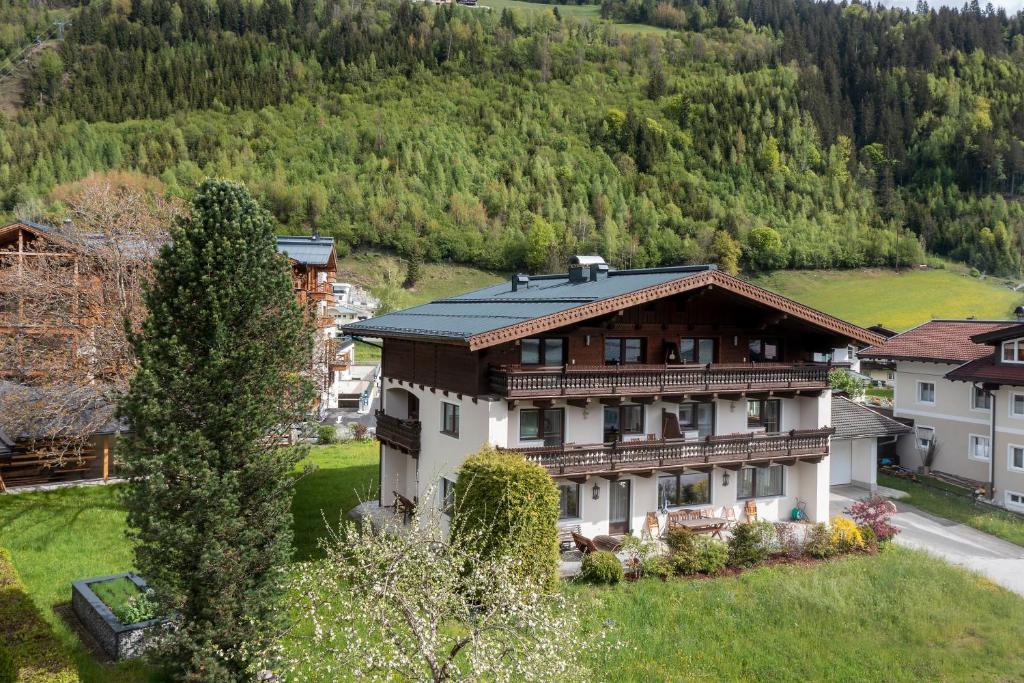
[344,257,885,534]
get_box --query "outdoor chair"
[393,491,416,520]
[642,511,661,540]
[720,506,738,529]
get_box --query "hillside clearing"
[751,267,1023,331]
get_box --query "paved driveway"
[830,486,1024,597]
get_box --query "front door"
[609,479,631,535]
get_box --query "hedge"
[0,548,78,683]
[451,446,560,589]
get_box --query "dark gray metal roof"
[343,265,716,342]
[831,395,911,440]
[276,235,335,266]
[0,381,124,441]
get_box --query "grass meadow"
[4,443,1024,681]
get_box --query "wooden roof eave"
[465,270,884,351]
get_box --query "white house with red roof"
[861,319,1024,511]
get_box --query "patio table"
[666,516,729,539]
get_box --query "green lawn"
[5,444,1024,681]
[865,386,894,400]
[879,473,1024,548]
[751,267,1024,331]
[483,0,600,19]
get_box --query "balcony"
[505,427,833,476]
[375,410,421,456]
[489,362,830,399]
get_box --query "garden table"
[667,516,729,539]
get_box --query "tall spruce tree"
[119,180,314,681]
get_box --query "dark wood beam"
[565,475,588,485]
[634,395,660,405]
[685,465,714,473]
[631,470,655,478]
[507,400,518,410]
[771,458,797,467]
[719,463,744,471]
[598,472,620,481]
[800,456,824,465]
[662,394,689,404]
[531,398,556,409]
[567,398,591,409]
[600,396,626,406]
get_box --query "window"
[915,426,934,450]
[748,338,780,362]
[1006,491,1024,513]
[441,402,459,437]
[747,399,781,432]
[680,338,715,364]
[658,472,711,509]
[1011,393,1024,417]
[738,465,784,499]
[972,386,992,411]
[1002,339,1024,364]
[1010,445,1024,473]
[917,381,936,404]
[558,482,581,519]
[968,434,991,462]
[440,477,456,514]
[519,408,564,446]
[679,402,715,438]
[603,404,644,441]
[604,337,644,365]
[520,338,564,366]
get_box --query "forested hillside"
[0,0,1022,276]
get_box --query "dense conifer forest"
[1,0,1022,275]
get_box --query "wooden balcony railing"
[375,410,421,456]
[489,362,830,398]
[505,427,833,476]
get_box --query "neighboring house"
[0,381,122,490]
[829,395,910,491]
[331,303,371,326]
[859,319,1024,510]
[343,257,882,535]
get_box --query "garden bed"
[71,573,163,661]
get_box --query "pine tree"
[119,179,314,681]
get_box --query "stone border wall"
[71,572,164,661]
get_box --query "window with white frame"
[557,482,581,519]
[971,386,992,411]
[1002,339,1024,364]
[917,381,935,404]
[1006,491,1024,513]
[968,434,991,462]
[441,402,459,437]
[1009,445,1024,473]
[915,426,934,450]
[737,465,784,499]
[1011,393,1024,418]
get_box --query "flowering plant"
[846,496,900,542]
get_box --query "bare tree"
[0,177,182,467]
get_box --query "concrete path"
[830,486,1024,597]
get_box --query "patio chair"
[393,491,416,518]
[642,511,661,540]
[572,531,600,554]
[744,499,758,522]
[720,505,738,529]
[698,507,714,519]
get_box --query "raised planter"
[71,573,165,661]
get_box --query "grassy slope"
[577,548,1024,682]
[4,445,1024,681]
[751,267,1024,331]
[879,473,1024,547]
[481,0,677,34]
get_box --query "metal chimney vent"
[511,274,530,292]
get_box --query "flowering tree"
[267,498,594,682]
[846,496,900,542]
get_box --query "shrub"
[829,517,866,554]
[804,523,834,558]
[0,647,14,683]
[642,555,672,580]
[318,424,337,444]
[859,525,879,554]
[452,446,560,588]
[727,520,777,567]
[619,535,655,578]
[676,536,729,575]
[774,522,805,558]
[118,589,159,624]
[581,551,624,585]
[350,422,369,441]
[666,528,697,555]
[846,496,900,542]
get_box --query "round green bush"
[451,446,560,588]
[581,550,624,585]
[804,522,835,559]
[642,555,672,580]
[317,424,336,445]
[671,536,728,575]
[666,528,697,555]
[727,520,778,567]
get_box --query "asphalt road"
[831,486,1024,597]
